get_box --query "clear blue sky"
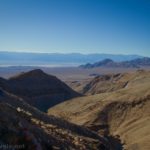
[0,0,149,56]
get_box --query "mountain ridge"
[0,69,81,111]
[80,57,150,68]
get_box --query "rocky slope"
[0,69,80,111]
[48,70,150,150]
[75,70,149,95]
[0,88,109,150]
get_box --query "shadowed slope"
[0,88,109,150]
[0,69,81,111]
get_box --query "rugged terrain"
[0,87,109,150]
[0,69,80,111]
[66,70,148,95]
[1,68,150,149]
[48,70,150,150]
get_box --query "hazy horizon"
[0,52,145,67]
[0,50,146,56]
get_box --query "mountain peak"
[1,69,80,111]
[28,69,44,74]
[22,69,47,77]
[10,69,52,80]
[97,58,114,64]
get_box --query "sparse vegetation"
[48,70,150,149]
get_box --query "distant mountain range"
[0,51,143,66]
[80,57,150,68]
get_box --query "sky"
[0,0,150,56]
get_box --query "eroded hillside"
[48,70,150,150]
[67,70,150,95]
